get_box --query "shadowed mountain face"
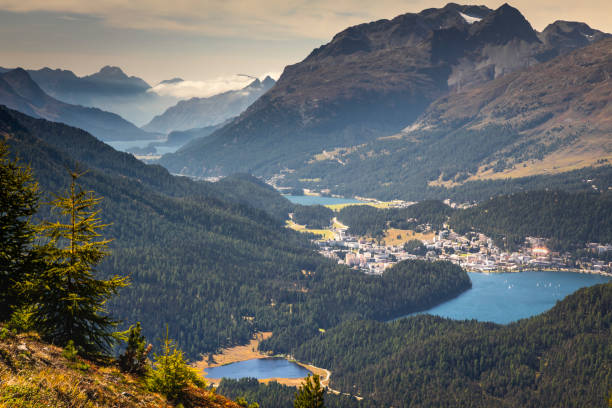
[142,76,276,134]
[160,3,609,180]
[278,38,612,201]
[27,65,150,99]
[0,68,159,141]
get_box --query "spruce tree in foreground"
[119,322,151,374]
[26,171,128,356]
[0,142,39,321]
[147,326,205,400]
[294,374,325,408]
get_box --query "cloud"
[0,1,450,40]
[1,0,610,40]
[149,72,280,99]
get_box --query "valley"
[1,2,611,407]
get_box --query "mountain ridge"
[0,68,159,141]
[159,3,610,182]
[143,76,276,134]
[0,65,177,125]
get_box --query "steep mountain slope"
[12,65,178,125]
[160,3,608,179]
[279,37,612,200]
[1,106,471,360]
[0,68,158,141]
[143,77,275,134]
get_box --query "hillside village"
[315,215,612,277]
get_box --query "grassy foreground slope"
[0,327,241,408]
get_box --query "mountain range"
[278,36,612,200]
[143,76,276,134]
[0,65,180,125]
[0,68,158,141]
[159,3,611,201]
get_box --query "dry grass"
[324,201,396,211]
[471,149,612,181]
[382,229,435,246]
[285,220,335,240]
[0,327,240,408]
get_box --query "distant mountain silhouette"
[0,68,159,141]
[0,65,177,126]
[143,76,276,134]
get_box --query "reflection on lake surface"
[400,271,610,324]
[283,195,363,206]
[205,358,311,379]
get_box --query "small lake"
[284,195,364,206]
[204,358,311,379]
[401,271,610,324]
[106,139,161,151]
[106,140,181,155]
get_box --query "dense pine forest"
[0,106,471,360]
[337,200,453,237]
[449,190,612,250]
[292,205,334,229]
[259,283,612,407]
[217,378,362,408]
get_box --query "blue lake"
[402,271,610,324]
[284,195,364,206]
[205,358,311,379]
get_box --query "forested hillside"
[217,378,362,408]
[337,201,454,237]
[449,190,612,249]
[1,106,471,359]
[277,38,612,201]
[262,283,612,407]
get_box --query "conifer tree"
[26,171,128,355]
[147,326,205,400]
[0,142,39,320]
[119,322,152,374]
[294,374,325,408]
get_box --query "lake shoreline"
[466,266,612,278]
[194,331,330,388]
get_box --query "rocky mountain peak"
[95,65,128,79]
[468,3,540,45]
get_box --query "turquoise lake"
[205,358,311,379]
[403,271,610,324]
[283,195,363,206]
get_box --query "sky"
[0,0,610,93]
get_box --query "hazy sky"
[0,0,610,85]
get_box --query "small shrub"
[147,328,205,400]
[62,340,78,362]
[0,327,10,340]
[118,322,151,375]
[7,306,34,333]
